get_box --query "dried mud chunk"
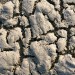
[16,58,40,75]
[23,48,29,55]
[43,44,57,61]
[0,3,2,10]
[7,27,23,46]
[57,29,67,39]
[0,0,20,13]
[30,41,52,74]
[41,33,57,44]
[29,12,54,38]
[0,28,12,49]
[0,0,11,4]
[22,28,31,47]
[63,0,75,4]
[51,0,60,10]
[36,0,53,14]
[15,58,30,75]
[12,0,19,13]
[29,60,40,75]
[36,0,61,21]
[52,54,75,75]
[69,36,75,50]
[63,8,75,26]
[0,1,14,20]
[0,51,20,74]
[19,16,29,27]
[57,38,67,52]
[22,0,37,15]
[4,17,18,27]
[70,27,75,36]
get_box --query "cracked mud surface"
[0,0,75,75]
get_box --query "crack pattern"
[0,0,75,75]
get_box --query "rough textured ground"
[0,0,75,75]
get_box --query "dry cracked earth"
[0,0,75,75]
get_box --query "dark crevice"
[24,55,35,58]
[21,26,25,38]
[19,0,23,16]
[66,26,71,51]
[38,0,41,2]
[2,48,13,51]
[13,65,18,75]
[42,30,55,35]
[30,0,41,16]
[13,13,20,18]
[29,38,42,45]
[0,33,2,35]
[25,25,31,28]
[1,48,14,52]
[71,49,75,57]
[26,16,34,39]
[6,31,9,44]
[30,1,38,15]
[47,0,55,6]
[67,3,75,5]
[29,62,33,75]
[18,38,26,66]
[60,0,64,21]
